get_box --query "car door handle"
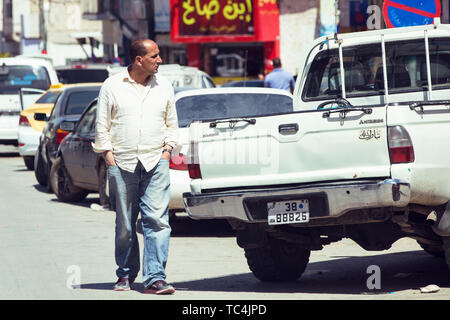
[278,123,299,135]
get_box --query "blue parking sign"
[383,0,441,28]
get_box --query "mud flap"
[236,224,268,249]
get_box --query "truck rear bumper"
[183,179,411,223]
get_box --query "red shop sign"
[171,0,279,43]
[179,0,254,36]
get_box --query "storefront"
[170,0,280,84]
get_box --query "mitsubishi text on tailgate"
[183,21,450,281]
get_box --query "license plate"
[267,199,310,225]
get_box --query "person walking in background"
[264,57,295,93]
[93,39,178,295]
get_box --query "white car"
[0,57,59,144]
[158,64,216,90]
[169,87,293,213]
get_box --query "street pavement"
[0,146,449,303]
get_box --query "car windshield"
[175,92,293,128]
[35,91,60,104]
[56,69,109,84]
[0,65,51,93]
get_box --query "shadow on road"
[79,250,449,295]
[168,251,449,295]
[33,184,51,193]
[0,152,19,157]
[47,193,235,238]
[170,216,235,237]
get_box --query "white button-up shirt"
[93,68,178,173]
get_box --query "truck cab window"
[303,44,383,103]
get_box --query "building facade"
[170,0,280,84]
[1,0,103,65]
[82,0,185,66]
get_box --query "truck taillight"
[19,115,30,127]
[169,153,188,170]
[388,125,415,163]
[187,140,201,179]
[188,163,202,179]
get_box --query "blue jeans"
[107,159,171,288]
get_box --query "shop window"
[209,46,264,78]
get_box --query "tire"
[97,160,110,207]
[244,236,310,282]
[34,148,48,186]
[417,240,445,258]
[50,157,88,202]
[23,156,34,170]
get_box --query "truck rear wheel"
[244,237,310,282]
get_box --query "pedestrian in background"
[93,39,178,295]
[264,57,295,93]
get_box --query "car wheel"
[243,236,310,282]
[34,147,48,186]
[98,160,110,207]
[50,157,88,202]
[23,156,34,170]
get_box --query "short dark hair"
[272,57,281,68]
[130,39,149,63]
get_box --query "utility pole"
[39,0,47,52]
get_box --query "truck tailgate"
[190,105,391,192]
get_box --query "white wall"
[46,42,104,66]
[279,0,320,76]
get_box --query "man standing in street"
[93,39,178,294]
[264,57,295,93]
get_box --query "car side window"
[77,104,97,135]
[48,95,62,121]
[64,90,100,115]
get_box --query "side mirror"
[34,113,48,121]
[60,121,75,132]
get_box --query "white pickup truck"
[183,21,450,281]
